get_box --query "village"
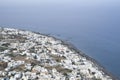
[0,28,114,80]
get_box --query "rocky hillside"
[0,28,116,80]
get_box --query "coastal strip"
[33,29,119,80]
[0,27,119,80]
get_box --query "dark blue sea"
[0,0,120,78]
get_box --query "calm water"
[0,0,120,78]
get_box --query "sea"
[0,0,120,78]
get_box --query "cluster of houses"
[0,28,114,80]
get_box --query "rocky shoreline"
[0,27,118,80]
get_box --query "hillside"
[0,28,115,80]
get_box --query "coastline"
[0,27,119,80]
[32,29,119,80]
